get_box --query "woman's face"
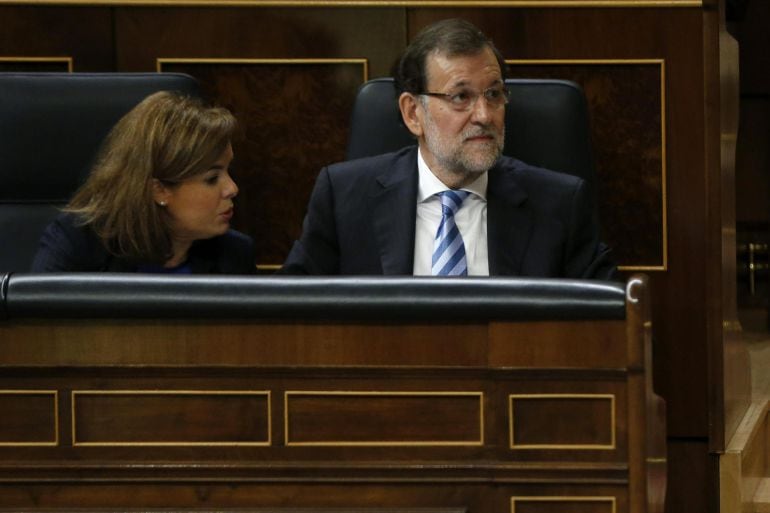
[154,144,239,243]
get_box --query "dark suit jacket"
[31,212,257,274]
[282,146,616,280]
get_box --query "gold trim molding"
[0,57,73,72]
[512,496,617,513]
[509,393,616,450]
[0,1,703,7]
[285,390,484,447]
[72,390,271,447]
[507,58,668,272]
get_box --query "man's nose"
[470,94,492,124]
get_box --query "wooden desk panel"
[0,279,663,512]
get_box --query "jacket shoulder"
[202,229,257,274]
[326,146,417,178]
[31,212,111,272]
[495,156,584,188]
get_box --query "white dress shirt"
[413,148,490,276]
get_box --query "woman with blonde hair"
[32,90,255,273]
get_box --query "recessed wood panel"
[510,394,615,449]
[489,321,626,368]
[507,61,665,271]
[72,390,270,446]
[0,390,57,446]
[511,496,616,513]
[286,391,483,446]
[158,59,366,268]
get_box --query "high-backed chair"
[346,77,595,186]
[0,72,199,272]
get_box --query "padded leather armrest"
[0,273,8,319]
[2,274,625,321]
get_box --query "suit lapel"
[371,148,418,275]
[487,162,532,276]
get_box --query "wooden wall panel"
[511,497,615,513]
[0,6,114,70]
[72,391,270,445]
[510,394,615,449]
[285,391,483,445]
[407,5,709,437]
[159,59,366,267]
[507,61,665,269]
[0,3,732,511]
[736,98,770,224]
[0,57,71,72]
[114,7,404,266]
[114,7,405,76]
[665,440,718,513]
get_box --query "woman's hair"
[66,90,236,263]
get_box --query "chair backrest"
[346,77,595,185]
[0,72,199,272]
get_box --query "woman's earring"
[159,201,167,207]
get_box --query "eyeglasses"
[419,86,510,112]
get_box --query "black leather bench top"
[1,273,626,321]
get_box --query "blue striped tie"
[432,190,471,276]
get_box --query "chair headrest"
[346,77,595,185]
[0,72,199,201]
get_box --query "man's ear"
[152,178,171,207]
[399,92,424,138]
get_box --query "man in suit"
[282,18,616,280]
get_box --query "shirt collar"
[417,145,488,203]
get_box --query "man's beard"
[423,113,504,182]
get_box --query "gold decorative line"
[71,441,270,447]
[622,265,666,271]
[507,58,668,272]
[0,56,73,72]
[507,58,667,65]
[509,393,616,450]
[72,390,271,447]
[646,457,667,463]
[0,390,58,447]
[283,440,481,447]
[0,0,704,7]
[512,496,617,513]
[285,390,484,447]
[659,59,668,270]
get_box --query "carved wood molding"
[0,0,703,7]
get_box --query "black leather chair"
[0,72,199,272]
[345,77,595,186]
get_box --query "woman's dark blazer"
[31,212,256,274]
